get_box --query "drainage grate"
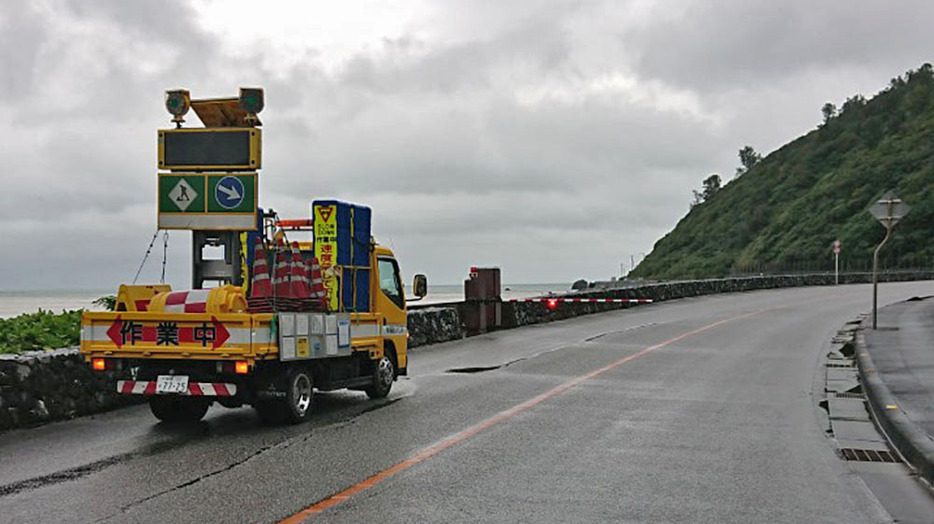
[841,448,898,463]
[833,392,865,399]
[827,362,856,368]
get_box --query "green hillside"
[630,64,934,280]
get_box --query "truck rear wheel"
[149,396,210,424]
[365,355,395,399]
[284,367,314,423]
[256,367,314,425]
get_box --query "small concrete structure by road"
[858,295,934,486]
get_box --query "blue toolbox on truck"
[312,200,372,312]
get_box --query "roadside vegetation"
[0,296,114,354]
[632,64,934,280]
[0,309,83,354]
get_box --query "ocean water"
[417,283,571,305]
[0,284,571,318]
[0,290,112,318]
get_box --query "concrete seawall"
[2,271,932,431]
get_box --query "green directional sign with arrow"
[207,174,256,213]
[158,172,257,230]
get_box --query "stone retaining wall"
[3,271,931,430]
[0,348,138,430]
[406,307,464,348]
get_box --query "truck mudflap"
[117,380,238,397]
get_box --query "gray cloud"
[0,0,931,290]
[0,3,49,101]
[623,1,934,93]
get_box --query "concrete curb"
[855,324,934,486]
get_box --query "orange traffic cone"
[273,239,292,298]
[307,256,325,299]
[249,238,272,298]
[289,242,311,298]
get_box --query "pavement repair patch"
[827,398,870,421]
[826,378,860,393]
[828,368,859,382]
[832,420,890,451]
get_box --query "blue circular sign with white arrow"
[214,176,245,210]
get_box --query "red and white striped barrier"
[117,380,237,397]
[507,298,653,304]
[162,289,212,313]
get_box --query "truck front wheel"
[365,355,395,399]
[149,396,210,424]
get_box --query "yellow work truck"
[81,240,425,424]
[79,87,426,424]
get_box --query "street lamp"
[868,191,910,329]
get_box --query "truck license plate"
[156,375,189,394]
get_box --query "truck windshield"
[377,257,404,308]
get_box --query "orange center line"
[277,308,767,524]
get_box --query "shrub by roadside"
[0,310,82,354]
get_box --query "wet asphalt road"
[2,282,934,524]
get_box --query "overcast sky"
[1,0,931,290]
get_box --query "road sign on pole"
[832,239,841,285]
[869,191,910,228]
[870,192,910,329]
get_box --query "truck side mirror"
[413,274,428,298]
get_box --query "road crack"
[117,443,276,516]
[0,455,129,497]
[444,323,658,374]
[92,396,407,523]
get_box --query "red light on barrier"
[547,299,558,310]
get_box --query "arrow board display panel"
[158,173,257,230]
[158,128,262,170]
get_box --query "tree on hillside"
[702,174,721,199]
[821,102,837,124]
[841,94,866,115]
[691,174,721,208]
[735,146,761,178]
[631,63,934,282]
